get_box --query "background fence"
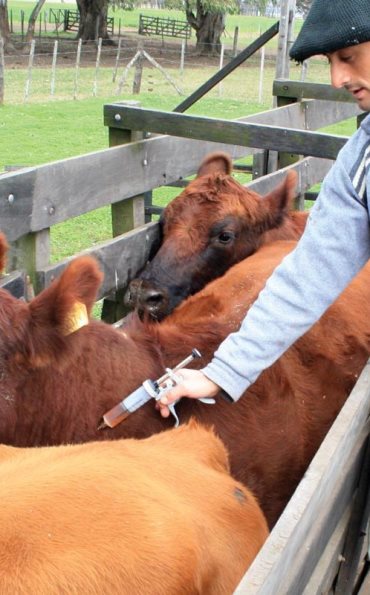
[1,35,330,106]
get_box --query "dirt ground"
[5,33,225,70]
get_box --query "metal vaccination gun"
[98,349,216,430]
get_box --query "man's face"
[327,41,370,111]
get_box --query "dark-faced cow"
[0,421,268,594]
[1,236,369,527]
[126,152,307,320]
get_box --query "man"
[158,0,370,417]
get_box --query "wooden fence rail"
[138,14,191,40]
[236,360,370,594]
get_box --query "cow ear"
[263,170,298,211]
[197,152,232,177]
[0,233,9,276]
[29,256,103,336]
[261,170,298,228]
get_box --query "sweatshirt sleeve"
[202,141,370,402]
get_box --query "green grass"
[0,93,271,167]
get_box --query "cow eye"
[218,231,235,244]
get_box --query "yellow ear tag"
[63,301,89,335]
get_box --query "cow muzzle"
[124,279,170,321]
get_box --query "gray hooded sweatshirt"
[202,114,370,402]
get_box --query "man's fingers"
[160,386,181,406]
[157,402,171,418]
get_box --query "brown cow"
[126,152,307,320]
[1,235,369,527]
[0,421,268,594]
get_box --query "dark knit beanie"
[290,0,370,62]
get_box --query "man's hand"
[157,369,219,418]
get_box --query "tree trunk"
[195,11,225,55]
[185,2,225,56]
[25,0,47,42]
[0,0,12,50]
[76,0,110,42]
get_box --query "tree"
[184,0,238,55]
[26,0,47,42]
[76,0,110,42]
[0,0,12,51]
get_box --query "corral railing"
[0,81,360,311]
[49,8,114,35]
[138,14,191,40]
[236,359,370,594]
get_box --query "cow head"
[125,152,298,321]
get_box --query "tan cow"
[0,421,268,594]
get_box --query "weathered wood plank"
[36,222,159,298]
[303,504,352,595]
[334,437,370,594]
[223,100,357,131]
[0,270,26,299]
[102,106,147,323]
[0,136,258,242]
[12,229,50,290]
[304,100,360,131]
[273,79,358,103]
[104,105,348,160]
[235,360,370,594]
[358,568,370,595]
[247,155,332,196]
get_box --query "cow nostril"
[144,290,165,306]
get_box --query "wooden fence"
[1,7,370,586]
[138,14,191,40]
[49,8,115,35]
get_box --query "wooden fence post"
[21,10,25,41]
[73,38,82,100]
[275,0,296,85]
[218,44,224,97]
[101,100,146,323]
[0,36,4,105]
[258,45,265,103]
[180,39,185,76]
[24,39,36,103]
[270,0,300,185]
[300,59,309,82]
[93,37,102,97]
[50,39,58,96]
[11,230,51,294]
[232,26,239,57]
[112,37,122,83]
[133,48,144,94]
